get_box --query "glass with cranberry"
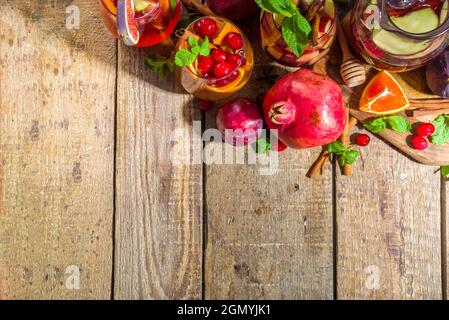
[345,0,449,71]
[175,17,254,101]
[99,0,181,47]
[259,0,337,67]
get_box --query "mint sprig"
[364,115,411,134]
[255,0,312,57]
[327,141,361,167]
[441,165,449,177]
[175,36,210,67]
[430,114,449,145]
[145,54,175,80]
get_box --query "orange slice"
[359,70,409,115]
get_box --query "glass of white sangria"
[259,0,337,67]
[345,0,449,71]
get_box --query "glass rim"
[100,0,178,21]
[179,16,249,83]
[263,0,337,42]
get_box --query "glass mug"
[345,0,449,71]
[260,0,337,67]
[175,17,254,101]
[99,0,181,47]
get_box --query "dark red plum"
[206,0,259,21]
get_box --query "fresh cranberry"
[198,99,214,111]
[225,32,244,50]
[355,133,371,147]
[227,53,243,69]
[212,61,232,78]
[410,135,428,150]
[194,18,218,37]
[197,56,214,74]
[214,70,239,87]
[416,123,435,138]
[272,140,288,152]
[211,49,228,62]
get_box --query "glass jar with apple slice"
[345,0,449,72]
[99,0,181,47]
[260,0,337,67]
[175,17,254,101]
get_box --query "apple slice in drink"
[117,0,140,46]
[372,8,439,55]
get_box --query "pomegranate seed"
[194,18,218,37]
[212,61,232,78]
[198,99,214,111]
[410,135,428,150]
[211,49,228,62]
[272,140,288,152]
[227,54,243,69]
[197,56,214,74]
[355,133,371,147]
[416,123,435,138]
[225,32,243,50]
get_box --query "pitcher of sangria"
[345,0,449,71]
[99,0,181,47]
[260,0,337,67]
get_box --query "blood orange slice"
[117,0,140,46]
[359,71,409,115]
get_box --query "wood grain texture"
[444,175,448,299]
[335,128,442,299]
[114,45,203,299]
[204,32,334,299]
[0,0,115,299]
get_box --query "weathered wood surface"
[335,130,442,299]
[444,175,448,299]
[114,45,203,299]
[204,29,334,299]
[0,1,115,299]
[0,0,447,301]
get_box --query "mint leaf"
[364,116,411,134]
[341,150,361,165]
[175,49,197,67]
[145,54,175,80]
[199,37,210,56]
[327,141,360,167]
[256,138,271,154]
[255,0,296,17]
[327,141,346,154]
[441,165,449,177]
[364,118,387,133]
[188,36,198,48]
[282,15,309,57]
[385,115,412,133]
[430,114,449,145]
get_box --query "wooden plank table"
[0,0,447,299]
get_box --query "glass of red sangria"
[259,0,337,67]
[175,17,254,101]
[99,0,181,47]
[345,0,449,71]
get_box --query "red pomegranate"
[263,69,346,149]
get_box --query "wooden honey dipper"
[337,21,366,88]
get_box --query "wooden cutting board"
[314,46,449,166]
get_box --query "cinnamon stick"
[340,107,352,176]
[307,116,358,178]
[181,0,215,16]
[410,107,449,117]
